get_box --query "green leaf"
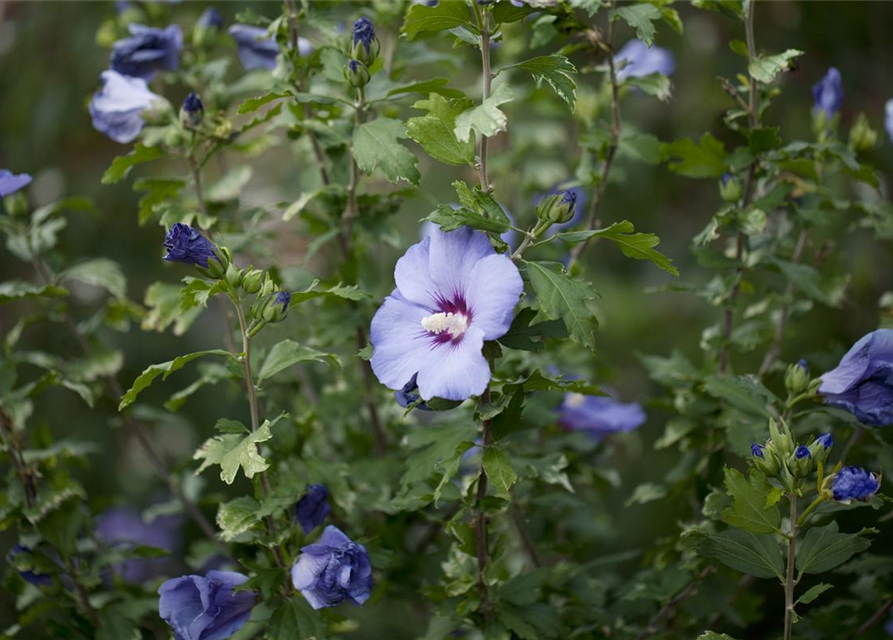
[663,133,728,178]
[720,468,782,535]
[526,261,598,350]
[257,339,340,384]
[142,282,202,336]
[119,350,233,410]
[134,178,186,226]
[501,55,577,109]
[774,259,841,307]
[423,204,510,234]
[625,482,668,506]
[282,185,346,221]
[703,375,777,417]
[194,420,273,484]
[268,597,327,640]
[497,307,567,352]
[60,258,126,299]
[454,82,514,143]
[0,281,67,305]
[483,445,518,495]
[697,633,741,640]
[611,4,663,45]
[102,144,164,185]
[353,118,421,185]
[433,441,474,506]
[287,281,371,305]
[795,583,833,606]
[217,497,261,541]
[700,529,785,580]
[406,94,476,166]
[796,521,873,575]
[557,220,678,276]
[385,78,464,100]
[748,49,804,84]
[621,131,663,164]
[403,0,474,40]
[624,72,672,102]
[205,166,253,202]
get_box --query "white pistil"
[421,311,468,338]
[566,393,587,408]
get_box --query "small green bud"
[259,275,276,298]
[808,433,833,465]
[345,59,371,89]
[3,193,29,218]
[849,112,878,151]
[536,190,577,224]
[791,445,813,478]
[769,418,794,458]
[784,359,810,396]
[193,8,223,49]
[179,93,204,131]
[751,442,780,477]
[253,291,292,324]
[195,246,230,280]
[350,17,380,65]
[719,173,742,202]
[241,269,264,294]
[225,263,242,290]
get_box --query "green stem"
[797,495,823,527]
[784,492,799,640]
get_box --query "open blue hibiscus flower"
[370,226,522,401]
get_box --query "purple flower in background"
[614,39,676,82]
[0,170,32,197]
[96,507,181,584]
[885,99,893,144]
[819,329,893,426]
[395,373,432,411]
[832,466,880,503]
[558,392,646,437]
[291,525,373,610]
[370,227,523,401]
[422,204,518,249]
[111,24,183,80]
[197,8,224,31]
[163,223,219,268]
[295,484,330,534]
[812,67,843,118]
[228,24,312,71]
[89,70,163,144]
[158,571,256,640]
[7,546,53,586]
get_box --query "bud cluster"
[343,17,378,89]
[750,418,833,489]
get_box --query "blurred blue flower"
[614,39,675,82]
[228,24,312,71]
[819,329,893,426]
[370,227,522,401]
[7,545,53,586]
[558,392,645,437]
[89,70,163,144]
[395,373,432,411]
[0,170,32,197]
[158,571,256,640]
[96,507,181,584]
[197,8,224,30]
[812,67,843,118]
[885,99,893,144]
[291,525,372,610]
[832,466,880,503]
[295,484,330,534]
[111,24,183,80]
[163,223,219,268]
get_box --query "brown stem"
[69,564,100,626]
[718,0,759,375]
[0,409,37,509]
[759,229,808,375]
[231,297,286,569]
[853,598,893,638]
[784,493,799,640]
[478,13,492,193]
[475,406,494,628]
[356,325,387,454]
[568,16,621,269]
[634,567,715,640]
[509,498,542,568]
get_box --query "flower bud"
[808,432,833,464]
[830,466,880,503]
[536,190,577,224]
[259,275,276,298]
[225,263,242,290]
[719,172,742,202]
[345,59,370,89]
[350,17,379,66]
[849,112,878,151]
[769,417,794,458]
[258,291,292,323]
[193,8,223,48]
[180,92,204,130]
[785,359,810,396]
[751,442,780,477]
[241,268,264,294]
[791,445,813,478]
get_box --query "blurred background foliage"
[3,1,893,637]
